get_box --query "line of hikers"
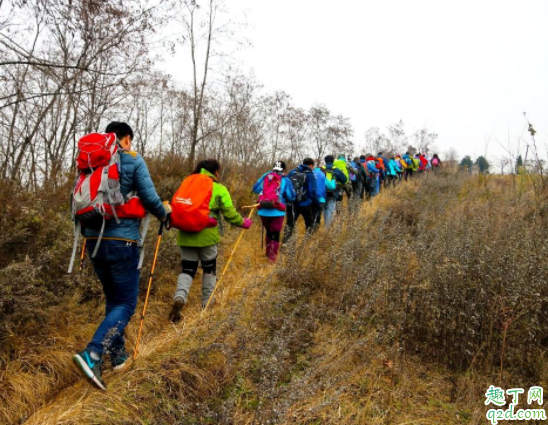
[69,122,441,390]
[253,152,442,262]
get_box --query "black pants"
[352,180,364,200]
[312,203,323,230]
[404,169,413,181]
[283,204,315,242]
[364,177,374,199]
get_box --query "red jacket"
[419,155,428,171]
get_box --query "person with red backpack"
[418,153,429,173]
[168,159,252,323]
[72,122,169,391]
[252,161,296,262]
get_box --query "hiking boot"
[73,349,106,391]
[202,296,216,311]
[111,350,129,371]
[169,298,185,323]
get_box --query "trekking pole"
[78,238,87,272]
[133,221,164,360]
[202,206,256,314]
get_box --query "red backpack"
[68,133,147,273]
[257,172,286,211]
[170,173,214,232]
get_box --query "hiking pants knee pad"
[181,260,199,278]
[201,258,217,275]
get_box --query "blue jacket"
[402,154,413,167]
[287,164,319,207]
[367,161,380,174]
[313,168,326,203]
[253,172,296,217]
[387,159,398,176]
[84,151,166,242]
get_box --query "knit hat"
[273,160,286,172]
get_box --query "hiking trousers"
[352,180,364,200]
[283,204,315,242]
[372,175,380,196]
[260,216,284,262]
[312,203,324,230]
[405,169,413,181]
[86,240,140,358]
[175,245,218,308]
[324,197,337,227]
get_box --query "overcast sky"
[165,0,548,162]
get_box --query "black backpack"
[289,168,310,202]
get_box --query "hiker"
[387,157,399,187]
[169,159,252,323]
[376,152,387,190]
[402,152,414,181]
[395,155,404,181]
[283,158,320,241]
[72,122,170,391]
[366,155,380,196]
[424,154,433,172]
[418,153,428,173]
[333,155,353,207]
[253,161,295,262]
[312,162,327,229]
[432,153,442,171]
[321,155,348,227]
[359,155,369,197]
[350,157,368,201]
[412,154,421,174]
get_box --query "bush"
[280,172,548,379]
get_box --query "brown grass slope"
[5,171,548,424]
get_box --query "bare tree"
[178,0,242,171]
[0,0,164,187]
[364,127,390,155]
[412,127,438,154]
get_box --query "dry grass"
[3,171,548,424]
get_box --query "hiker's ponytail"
[193,159,221,175]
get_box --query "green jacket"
[176,169,244,247]
[412,157,420,172]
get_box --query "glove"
[206,217,218,228]
[162,201,172,221]
[241,218,252,229]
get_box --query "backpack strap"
[67,219,81,274]
[137,213,150,269]
[91,217,106,258]
[105,159,121,225]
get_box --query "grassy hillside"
[3,170,548,424]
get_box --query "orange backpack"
[170,174,213,232]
